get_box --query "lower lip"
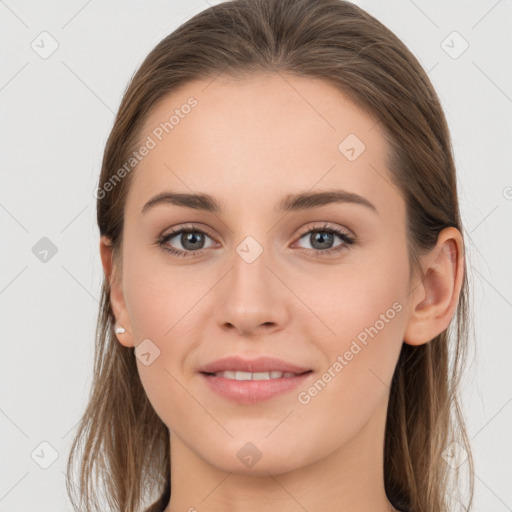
[200,371,313,404]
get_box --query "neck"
[163,399,398,512]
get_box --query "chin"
[200,438,306,476]
[216,455,299,476]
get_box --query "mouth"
[201,370,312,380]
[197,355,314,404]
[199,369,314,404]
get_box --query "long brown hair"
[66,1,475,510]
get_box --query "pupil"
[312,231,333,250]
[182,232,203,250]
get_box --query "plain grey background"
[1,1,511,511]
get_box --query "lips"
[198,355,313,404]
[211,370,298,380]
[199,355,311,375]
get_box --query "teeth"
[235,371,252,380]
[213,370,298,380]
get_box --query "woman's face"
[109,72,415,475]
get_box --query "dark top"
[143,481,170,512]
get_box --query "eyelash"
[156,222,356,259]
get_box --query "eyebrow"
[141,189,378,215]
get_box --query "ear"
[99,235,135,348]
[403,227,465,346]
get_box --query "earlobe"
[403,227,464,346]
[99,236,135,348]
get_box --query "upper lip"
[199,356,311,374]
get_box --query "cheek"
[289,275,407,453]
[124,247,206,340]
[123,266,199,427]
[299,249,408,344]
[296,246,409,397]
[120,246,194,389]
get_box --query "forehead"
[126,72,401,220]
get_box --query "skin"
[100,72,464,512]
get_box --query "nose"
[213,242,290,336]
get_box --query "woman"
[66,0,475,511]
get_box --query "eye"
[157,222,356,258]
[157,225,217,258]
[293,223,355,256]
